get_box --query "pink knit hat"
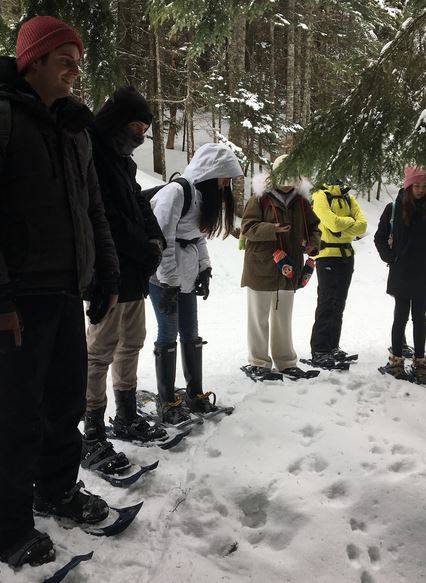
[16,16,83,73]
[403,166,426,190]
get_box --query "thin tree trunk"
[212,106,217,142]
[166,35,178,150]
[376,175,382,201]
[293,26,302,125]
[285,0,295,152]
[301,5,313,126]
[186,58,195,162]
[228,14,247,216]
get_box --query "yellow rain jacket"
[312,185,367,259]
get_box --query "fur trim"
[251,172,312,199]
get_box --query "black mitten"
[86,286,111,325]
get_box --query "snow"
[6,144,426,583]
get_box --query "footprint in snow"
[350,518,367,532]
[323,480,349,502]
[346,543,361,567]
[391,444,415,455]
[296,423,323,446]
[388,458,416,474]
[288,453,328,475]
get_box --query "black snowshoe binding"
[302,353,350,371]
[388,345,415,359]
[331,348,358,362]
[112,388,168,442]
[34,481,109,525]
[83,407,130,474]
[241,364,281,382]
[281,367,320,380]
[0,529,55,568]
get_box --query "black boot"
[0,529,55,568]
[34,481,109,524]
[82,407,130,475]
[154,342,190,424]
[181,337,217,413]
[112,388,167,441]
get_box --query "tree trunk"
[154,30,166,180]
[186,58,195,162]
[117,0,135,83]
[301,5,313,127]
[376,175,382,201]
[293,26,302,125]
[285,0,296,152]
[166,35,178,150]
[228,14,247,216]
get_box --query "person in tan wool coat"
[241,157,321,378]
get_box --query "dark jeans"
[310,256,354,354]
[0,295,87,551]
[392,297,425,358]
[149,282,198,344]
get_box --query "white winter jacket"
[150,143,242,293]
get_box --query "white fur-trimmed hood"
[252,172,312,199]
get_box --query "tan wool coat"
[241,190,321,292]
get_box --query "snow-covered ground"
[5,144,425,583]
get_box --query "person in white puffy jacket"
[149,143,242,424]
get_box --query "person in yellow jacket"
[310,180,367,366]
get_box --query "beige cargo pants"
[247,288,297,371]
[86,299,146,411]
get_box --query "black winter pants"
[391,296,425,358]
[310,256,354,354]
[0,295,87,552]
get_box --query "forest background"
[1,0,425,214]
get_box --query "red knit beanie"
[403,166,426,190]
[16,16,83,73]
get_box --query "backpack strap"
[390,200,396,234]
[325,190,351,210]
[172,177,192,219]
[0,98,12,159]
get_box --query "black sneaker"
[81,438,131,475]
[112,414,168,442]
[0,529,55,568]
[186,391,218,414]
[159,398,191,425]
[34,481,109,524]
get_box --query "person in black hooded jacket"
[374,166,426,384]
[82,87,168,475]
[0,16,120,569]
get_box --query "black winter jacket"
[89,126,165,301]
[374,189,426,299]
[0,57,119,311]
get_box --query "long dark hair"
[403,186,426,225]
[197,178,235,238]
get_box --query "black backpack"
[142,173,192,219]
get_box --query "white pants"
[247,288,297,371]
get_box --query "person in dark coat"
[83,87,168,474]
[374,167,426,383]
[0,16,120,568]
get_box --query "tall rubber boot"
[180,337,204,397]
[181,337,216,414]
[154,342,190,424]
[113,388,167,441]
[84,406,107,441]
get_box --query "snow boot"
[34,481,109,524]
[382,354,406,379]
[154,342,191,425]
[112,388,167,441]
[0,529,55,568]
[82,407,130,474]
[413,356,426,384]
[181,337,218,413]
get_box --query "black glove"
[158,286,180,315]
[194,267,212,300]
[144,240,163,275]
[86,286,111,325]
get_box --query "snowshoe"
[241,364,281,382]
[81,438,131,475]
[185,391,218,414]
[402,345,415,359]
[34,481,109,525]
[331,348,358,362]
[157,396,192,425]
[44,551,93,583]
[111,414,168,442]
[0,529,55,568]
[301,355,350,371]
[281,367,321,380]
[378,363,414,383]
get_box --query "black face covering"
[112,128,145,156]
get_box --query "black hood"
[0,56,94,134]
[94,86,153,135]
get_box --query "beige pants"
[247,288,297,371]
[86,299,146,411]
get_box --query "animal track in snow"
[296,424,323,446]
[388,458,416,474]
[288,453,328,475]
[350,518,367,532]
[323,480,349,501]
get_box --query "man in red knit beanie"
[0,15,120,568]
